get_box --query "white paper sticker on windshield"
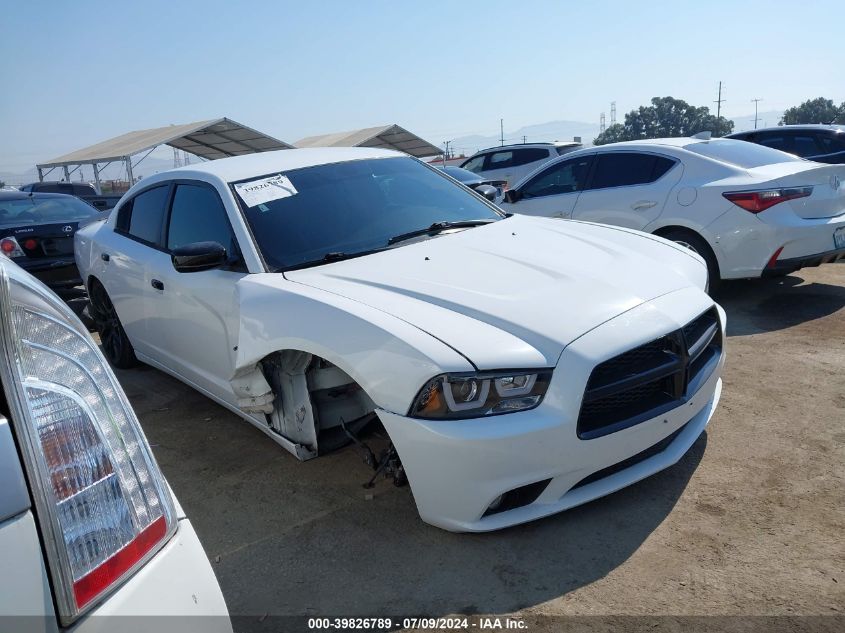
[234,174,298,207]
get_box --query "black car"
[18,181,122,210]
[437,166,507,201]
[726,125,845,164]
[0,191,105,293]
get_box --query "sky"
[1,0,844,174]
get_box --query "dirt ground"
[112,264,845,632]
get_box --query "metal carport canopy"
[37,118,293,168]
[294,124,442,158]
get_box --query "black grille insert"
[577,308,721,439]
[571,422,688,490]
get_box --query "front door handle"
[631,200,658,210]
[151,279,164,291]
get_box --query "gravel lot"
[112,264,844,631]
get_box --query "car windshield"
[0,195,101,229]
[685,139,802,168]
[231,157,503,271]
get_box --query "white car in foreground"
[0,259,230,630]
[76,148,725,532]
[501,137,845,288]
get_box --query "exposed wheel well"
[259,350,378,458]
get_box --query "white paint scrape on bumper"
[379,288,726,532]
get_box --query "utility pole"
[714,81,725,119]
[442,140,451,166]
[500,119,504,146]
[522,135,527,144]
[600,112,606,133]
[751,98,763,129]
[610,101,617,126]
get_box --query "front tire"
[658,229,721,294]
[88,281,138,369]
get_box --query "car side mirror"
[504,189,522,204]
[474,184,498,202]
[171,241,228,273]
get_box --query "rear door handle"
[151,279,164,291]
[631,200,657,210]
[100,253,110,262]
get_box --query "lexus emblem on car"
[63,225,73,233]
[831,175,841,191]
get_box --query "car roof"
[148,147,402,184]
[728,124,845,135]
[0,190,79,201]
[471,141,581,155]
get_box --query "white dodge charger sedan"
[500,137,845,289]
[75,148,725,532]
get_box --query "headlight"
[410,370,552,419]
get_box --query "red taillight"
[723,187,813,213]
[73,516,168,608]
[1,237,24,258]
[23,238,38,250]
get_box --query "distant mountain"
[449,120,602,156]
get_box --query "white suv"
[460,142,582,187]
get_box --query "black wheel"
[88,281,138,368]
[658,229,721,294]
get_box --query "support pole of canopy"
[93,164,102,195]
[37,167,44,183]
[125,156,134,187]
[63,166,70,183]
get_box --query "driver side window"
[522,156,593,198]
[166,183,238,258]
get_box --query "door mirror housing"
[171,241,228,273]
[504,189,522,204]
[474,184,498,202]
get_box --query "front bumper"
[378,287,725,532]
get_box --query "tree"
[594,96,733,145]
[780,97,844,125]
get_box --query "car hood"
[284,216,706,369]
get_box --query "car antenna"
[691,131,712,140]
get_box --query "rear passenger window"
[511,148,551,166]
[487,151,514,169]
[166,184,236,255]
[119,185,170,246]
[72,184,92,196]
[791,135,821,157]
[820,134,845,153]
[587,153,675,190]
[461,155,486,173]
[758,135,788,152]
